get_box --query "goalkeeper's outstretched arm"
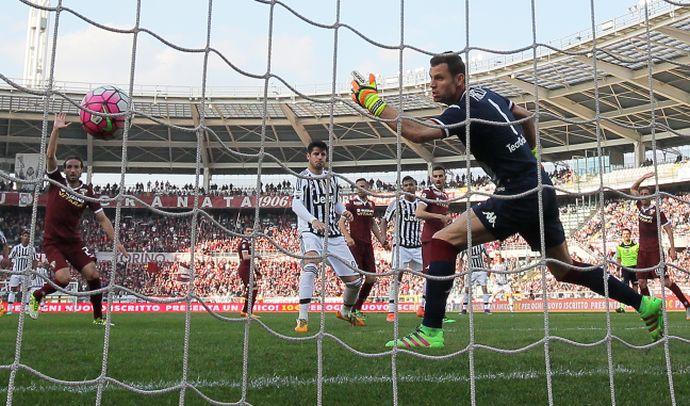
[351,73,444,144]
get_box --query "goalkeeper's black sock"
[559,261,641,311]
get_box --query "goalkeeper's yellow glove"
[351,73,387,117]
[531,147,539,159]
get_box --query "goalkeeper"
[351,52,664,348]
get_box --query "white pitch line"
[2,366,689,394]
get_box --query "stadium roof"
[1,3,689,175]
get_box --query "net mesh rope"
[0,0,687,404]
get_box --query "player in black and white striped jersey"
[459,244,492,314]
[380,176,423,318]
[291,140,364,333]
[7,229,38,315]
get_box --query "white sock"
[388,275,401,313]
[462,291,469,311]
[298,264,318,321]
[341,277,362,315]
[8,292,15,305]
[483,293,491,311]
[388,299,396,313]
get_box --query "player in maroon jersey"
[27,113,127,325]
[339,178,389,319]
[237,227,261,319]
[415,166,453,318]
[631,172,690,319]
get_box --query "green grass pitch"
[1,311,689,405]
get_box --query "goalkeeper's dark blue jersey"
[430,87,551,191]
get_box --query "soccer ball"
[79,85,131,139]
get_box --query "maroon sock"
[243,286,259,313]
[242,286,250,313]
[422,238,460,328]
[249,288,258,313]
[668,283,690,308]
[354,281,375,311]
[87,279,103,319]
[640,286,650,296]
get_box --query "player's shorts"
[473,183,565,251]
[43,240,96,272]
[9,274,23,288]
[621,267,638,285]
[238,266,261,287]
[469,271,489,287]
[349,243,376,274]
[421,241,432,271]
[300,233,359,277]
[493,283,512,295]
[391,245,423,272]
[637,250,667,279]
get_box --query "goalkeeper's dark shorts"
[472,185,565,251]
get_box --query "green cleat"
[352,309,367,321]
[27,294,40,320]
[385,325,444,349]
[93,318,115,327]
[638,296,664,341]
[442,317,456,324]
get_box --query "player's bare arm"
[47,113,71,173]
[664,223,677,260]
[630,172,655,196]
[371,220,390,249]
[338,215,355,247]
[379,216,390,242]
[415,201,450,224]
[94,211,127,256]
[241,249,251,261]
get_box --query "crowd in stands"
[3,188,690,302]
[106,256,426,300]
[0,180,14,192]
[573,194,690,253]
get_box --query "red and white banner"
[3,298,688,313]
[471,298,689,313]
[0,190,481,210]
[0,192,294,209]
[3,301,417,314]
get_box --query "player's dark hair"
[402,175,417,185]
[430,52,466,76]
[622,228,631,234]
[63,156,85,169]
[431,165,446,173]
[307,140,328,153]
[355,178,368,184]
